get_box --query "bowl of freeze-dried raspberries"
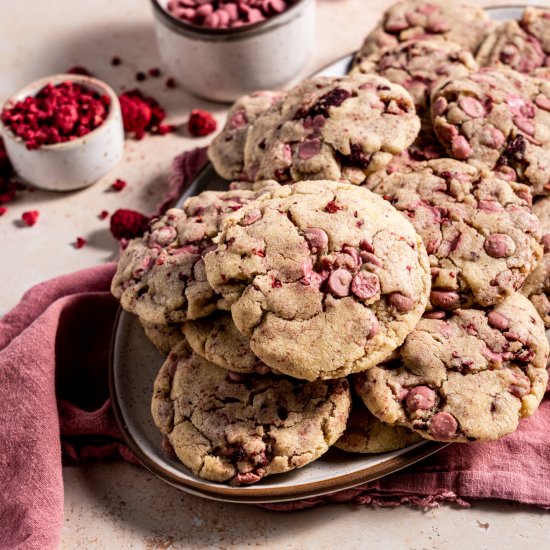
[0,73,124,191]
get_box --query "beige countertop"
[2,0,550,548]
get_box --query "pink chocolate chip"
[242,208,262,226]
[432,96,448,116]
[424,310,446,319]
[328,268,352,297]
[535,95,550,111]
[388,292,414,312]
[483,233,515,258]
[487,311,510,331]
[406,386,436,411]
[542,233,550,253]
[451,135,473,160]
[368,314,380,339]
[429,412,458,440]
[229,110,248,130]
[430,290,460,309]
[458,96,485,118]
[303,227,329,252]
[360,251,382,267]
[513,116,535,136]
[227,371,248,383]
[298,138,322,160]
[359,239,374,253]
[351,272,380,300]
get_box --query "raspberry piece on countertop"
[111,179,127,192]
[73,237,87,249]
[188,109,217,137]
[110,208,149,240]
[21,210,39,227]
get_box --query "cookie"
[204,180,431,381]
[360,0,494,57]
[355,293,549,442]
[111,181,279,324]
[476,8,550,74]
[139,318,185,356]
[350,39,478,120]
[431,68,550,196]
[521,196,550,327]
[151,342,351,485]
[208,91,285,181]
[368,159,542,309]
[183,311,265,374]
[243,75,420,186]
[335,405,422,454]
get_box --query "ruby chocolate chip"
[406,386,436,411]
[429,412,458,439]
[328,268,353,297]
[484,233,516,258]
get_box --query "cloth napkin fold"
[2,149,550,550]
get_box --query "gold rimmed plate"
[110,5,531,504]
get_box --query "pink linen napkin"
[2,148,550,550]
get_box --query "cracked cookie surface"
[360,0,493,57]
[111,181,279,324]
[208,91,285,181]
[183,311,265,374]
[431,68,550,196]
[243,75,420,186]
[139,318,185,356]
[335,405,422,454]
[521,196,550,327]
[204,180,431,381]
[476,8,550,74]
[368,159,542,309]
[355,293,549,442]
[350,39,478,121]
[151,342,351,485]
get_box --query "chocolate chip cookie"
[335,405,422,454]
[521,196,550,327]
[477,8,550,74]
[111,182,279,324]
[183,311,266,374]
[243,75,420,186]
[151,342,351,485]
[355,293,549,442]
[204,180,431,381]
[350,39,478,120]
[432,68,550,196]
[139,318,185,355]
[368,159,542,309]
[360,0,494,57]
[208,91,285,181]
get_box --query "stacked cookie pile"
[112,0,550,486]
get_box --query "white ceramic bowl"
[151,0,316,103]
[0,74,124,191]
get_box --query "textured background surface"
[1,0,550,548]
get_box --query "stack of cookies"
[112,0,550,486]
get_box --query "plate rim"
[108,3,528,503]
[109,314,447,502]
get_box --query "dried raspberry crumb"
[111,179,127,192]
[165,77,176,89]
[73,237,87,249]
[0,207,6,216]
[66,66,93,76]
[188,109,217,137]
[325,200,341,213]
[136,71,147,82]
[98,210,109,220]
[153,123,176,136]
[110,208,149,240]
[118,89,168,139]
[111,56,122,66]
[22,210,39,227]
[148,68,161,77]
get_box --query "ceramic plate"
[110,5,532,504]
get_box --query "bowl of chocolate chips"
[151,0,316,102]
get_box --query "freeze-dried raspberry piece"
[110,208,149,240]
[188,109,217,137]
[21,210,39,227]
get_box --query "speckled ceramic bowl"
[0,74,124,191]
[151,0,316,102]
